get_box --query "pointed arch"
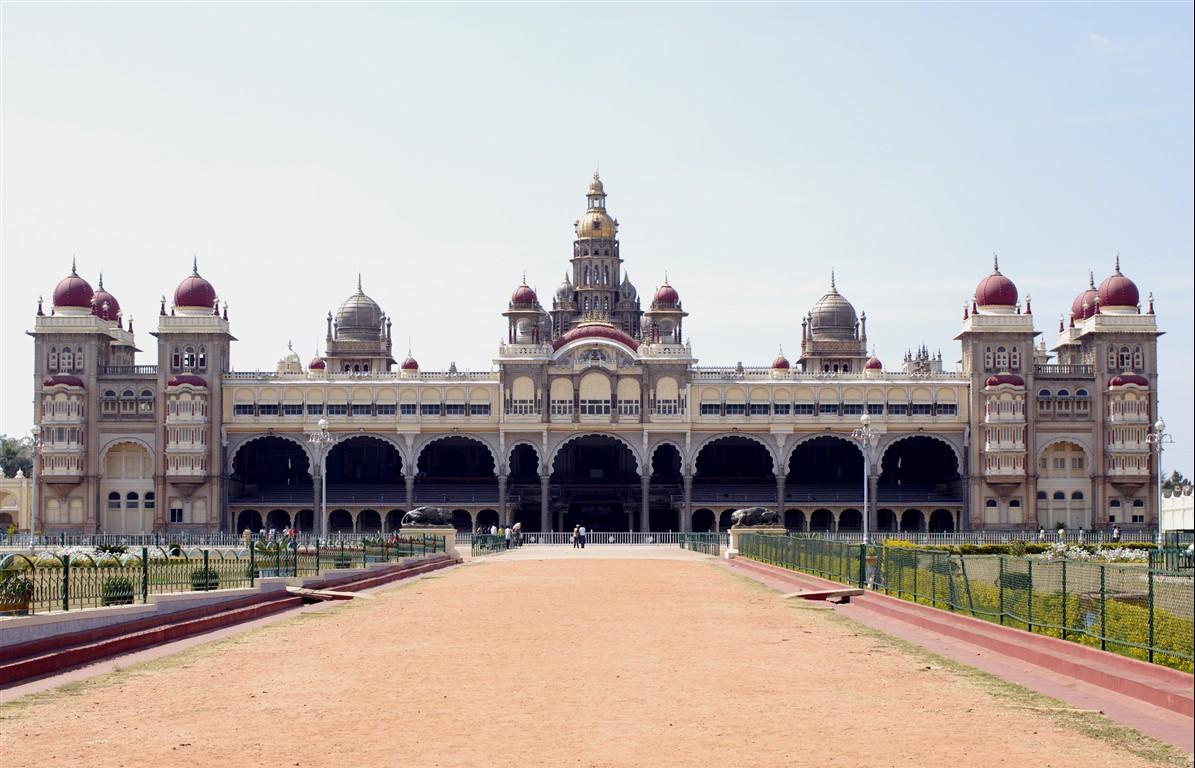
[414,434,500,477]
[691,433,778,476]
[548,432,642,475]
[227,433,316,472]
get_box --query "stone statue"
[730,507,781,527]
[400,507,454,527]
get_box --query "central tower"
[551,173,641,337]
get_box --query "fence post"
[1099,566,1107,652]
[249,543,256,587]
[1147,566,1155,664]
[858,544,866,589]
[315,539,321,574]
[141,546,149,602]
[931,553,938,609]
[203,549,210,590]
[62,553,70,612]
[997,557,1005,626]
[913,552,919,605]
[1060,560,1068,641]
[1026,559,1034,634]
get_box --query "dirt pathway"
[0,558,1185,767]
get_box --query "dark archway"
[877,508,897,532]
[649,444,683,532]
[551,436,640,531]
[810,509,834,531]
[358,509,381,533]
[838,509,862,531]
[386,509,405,531]
[880,437,961,495]
[785,508,806,531]
[452,510,473,532]
[417,437,498,507]
[265,509,290,530]
[509,444,540,483]
[236,509,262,533]
[328,509,353,533]
[692,508,716,533]
[328,436,404,485]
[718,509,736,531]
[508,444,541,531]
[900,509,925,532]
[787,437,863,506]
[294,509,314,533]
[231,437,312,505]
[694,437,775,508]
[476,509,499,530]
[929,508,955,532]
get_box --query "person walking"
[578,524,587,549]
[504,526,512,550]
[490,523,498,537]
[1037,526,1046,543]
[572,524,580,549]
[1112,524,1121,543]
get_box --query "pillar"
[776,475,786,526]
[405,473,415,512]
[540,474,550,532]
[867,474,879,534]
[682,474,693,533]
[640,475,651,532]
[498,474,508,526]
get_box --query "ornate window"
[48,347,58,371]
[184,347,196,369]
[1132,347,1143,370]
[60,348,74,371]
[145,492,155,510]
[1118,346,1131,370]
[983,347,993,371]
[126,492,140,509]
[198,346,207,370]
[75,347,84,372]
[172,347,181,370]
[1009,347,1020,371]
[995,346,1009,370]
[107,492,121,510]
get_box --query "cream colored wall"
[0,474,32,532]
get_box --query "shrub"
[0,573,34,606]
[95,543,128,555]
[191,567,220,591]
[101,576,135,606]
[167,542,182,557]
[1008,540,1027,557]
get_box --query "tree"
[0,435,33,478]
[1162,470,1190,492]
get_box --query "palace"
[27,174,1163,536]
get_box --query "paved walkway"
[0,556,1185,767]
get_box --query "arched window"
[1071,491,1084,500]
[75,347,84,371]
[1132,347,1143,370]
[603,265,610,285]
[198,346,208,370]
[985,499,998,507]
[48,347,59,371]
[1132,499,1144,508]
[144,492,156,510]
[1075,389,1089,398]
[60,348,73,371]
[183,347,196,369]
[171,347,181,370]
[1107,348,1117,371]
[583,266,590,285]
[1118,346,1131,369]
[995,346,1009,370]
[1036,491,1047,500]
[1053,491,1066,500]
[1110,499,1121,508]
[107,492,121,510]
[1009,348,1020,371]
[984,347,993,370]
[126,492,140,509]
[1038,389,1052,398]
[1057,389,1070,398]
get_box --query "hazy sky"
[2,4,1192,472]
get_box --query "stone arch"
[1036,436,1093,465]
[415,434,500,477]
[505,440,542,475]
[227,433,316,473]
[783,432,864,472]
[549,432,642,475]
[879,433,963,475]
[691,433,778,476]
[329,432,408,471]
[648,439,688,473]
[97,437,155,474]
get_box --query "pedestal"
[404,526,459,560]
[726,524,787,559]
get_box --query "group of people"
[1036,525,1121,543]
[478,521,523,549]
[571,524,587,549]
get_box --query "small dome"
[975,256,1018,309]
[167,374,207,388]
[552,323,640,351]
[52,261,94,309]
[865,355,883,371]
[588,173,605,196]
[984,373,1025,388]
[555,274,574,303]
[401,354,420,371]
[1097,256,1140,310]
[575,209,617,240]
[653,280,679,306]
[308,357,326,370]
[91,274,121,322]
[174,259,218,310]
[511,282,538,306]
[1071,272,1098,321]
[43,374,85,388]
[808,273,858,341]
[1109,373,1149,388]
[771,350,791,370]
[335,277,384,341]
[620,273,637,301]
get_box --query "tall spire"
[992,252,1000,273]
[357,272,363,292]
[192,255,199,275]
[98,272,104,289]
[1114,253,1121,274]
[830,270,837,291]
[1088,269,1095,289]
[71,256,77,275]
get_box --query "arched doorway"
[900,509,925,532]
[810,509,834,531]
[417,437,497,507]
[508,444,541,531]
[476,509,499,530]
[879,437,960,498]
[325,436,404,531]
[236,509,263,533]
[231,436,312,497]
[929,509,955,532]
[692,508,716,533]
[358,509,381,533]
[787,436,863,506]
[266,509,290,530]
[838,509,862,531]
[649,444,683,531]
[551,435,640,531]
[784,508,806,531]
[877,508,897,532]
[694,436,776,513]
[452,510,473,532]
[294,509,314,533]
[328,509,354,534]
[101,442,155,534]
[386,509,405,531]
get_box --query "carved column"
[868,474,880,534]
[405,473,415,512]
[498,474,508,526]
[776,475,786,526]
[540,474,550,532]
[682,474,693,533]
[640,475,651,532]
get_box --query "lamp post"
[306,418,333,540]
[1145,417,1172,546]
[851,413,881,544]
[29,425,43,539]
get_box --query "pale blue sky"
[1,4,1192,471]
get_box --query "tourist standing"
[490,523,498,537]
[1112,525,1121,543]
[572,524,580,548]
[504,526,512,549]
[578,524,587,549]
[1037,527,1046,543]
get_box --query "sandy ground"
[0,555,1185,768]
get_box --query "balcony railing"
[1034,364,1093,376]
[98,365,158,376]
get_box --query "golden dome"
[588,172,605,196]
[575,209,618,239]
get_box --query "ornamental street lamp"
[851,413,881,544]
[29,425,43,539]
[306,418,333,540]
[1145,417,1173,546]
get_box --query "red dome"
[308,357,326,370]
[1109,373,1149,388]
[653,281,679,305]
[771,353,790,370]
[43,374,85,388]
[1071,274,1098,321]
[511,284,538,305]
[92,275,121,322]
[401,355,420,371]
[52,263,94,309]
[984,373,1025,388]
[1097,258,1139,309]
[174,260,218,309]
[552,324,640,351]
[167,374,207,388]
[865,355,883,371]
[974,257,1017,308]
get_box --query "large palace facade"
[28,175,1163,535]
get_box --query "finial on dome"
[1025,294,1032,314]
[192,255,199,275]
[1088,270,1096,289]
[992,252,1000,273]
[963,303,969,320]
[830,270,837,291]
[357,272,363,292]
[1058,313,1064,333]
[98,272,104,289]
[287,340,293,352]
[522,270,527,284]
[1114,253,1121,274]
[71,256,77,275]
[160,295,167,316]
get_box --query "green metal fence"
[736,534,1195,673]
[0,533,446,617]
[471,534,508,557]
[677,532,721,556]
